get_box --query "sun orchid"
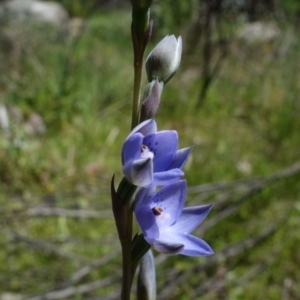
[122,119,193,187]
[134,180,213,256]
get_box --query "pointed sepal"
[140,80,163,122]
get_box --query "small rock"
[0,104,9,130]
[24,112,46,136]
[68,17,85,38]
[9,105,24,124]
[236,159,252,175]
[2,0,69,26]
[0,6,4,20]
[237,21,280,44]
[0,293,22,300]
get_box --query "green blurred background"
[0,0,300,299]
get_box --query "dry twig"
[157,216,287,299]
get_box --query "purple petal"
[143,131,178,172]
[167,147,193,170]
[150,180,186,229]
[152,168,184,186]
[132,119,157,137]
[122,158,153,187]
[172,233,213,256]
[134,186,157,211]
[135,206,159,239]
[149,238,184,255]
[170,204,213,234]
[122,133,143,165]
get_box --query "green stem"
[131,56,143,129]
[121,8,148,299]
[130,7,149,129]
[122,53,143,298]
[121,204,133,300]
[122,45,144,300]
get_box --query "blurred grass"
[0,8,300,300]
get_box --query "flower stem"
[121,203,133,300]
[122,51,143,297]
[122,48,143,299]
[131,54,143,129]
[120,8,149,299]
[131,7,150,129]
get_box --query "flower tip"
[204,203,213,214]
[202,240,214,256]
[204,245,214,256]
[146,34,182,84]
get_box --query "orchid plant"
[111,1,213,299]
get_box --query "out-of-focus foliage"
[60,0,96,16]
[280,0,300,19]
[52,0,129,17]
[151,0,194,35]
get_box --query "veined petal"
[167,147,193,170]
[151,180,186,229]
[143,130,178,172]
[130,119,157,137]
[135,207,159,239]
[173,233,213,256]
[122,158,153,187]
[122,132,144,165]
[152,168,184,186]
[134,186,157,211]
[170,205,213,234]
[150,238,184,255]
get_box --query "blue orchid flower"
[134,180,214,256]
[122,119,193,187]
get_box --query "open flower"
[134,180,213,256]
[145,35,182,84]
[122,119,192,187]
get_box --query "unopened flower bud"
[140,80,164,123]
[143,79,164,99]
[145,35,182,84]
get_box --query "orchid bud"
[140,80,164,122]
[143,79,164,99]
[145,35,182,84]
